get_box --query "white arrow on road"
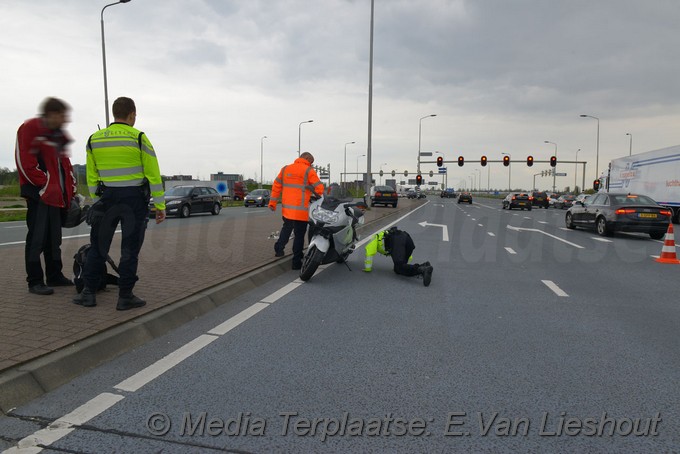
[506,224,584,249]
[419,221,449,242]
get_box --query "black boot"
[117,294,146,311]
[72,288,96,307]
[418,265,433,287]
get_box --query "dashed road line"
[542,280,569,297]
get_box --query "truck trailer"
[605,145,680,223]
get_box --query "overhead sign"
[438,167,447,174]
[555,172,567,176]
[420,152,433,156]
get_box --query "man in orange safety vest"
[269,152,325,269]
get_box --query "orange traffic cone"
[655,223,680,264]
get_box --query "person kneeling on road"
[363,226,433,286]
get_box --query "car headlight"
[167,200,181,206]
[311,206,339,223]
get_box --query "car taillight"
[660,209,672,217]
[529,196,534,201]
[376,192,382,196]
[512,196,516,200]
[615,208,636,215]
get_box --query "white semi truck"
[605,145,680,223]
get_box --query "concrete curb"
[0,203,413,413]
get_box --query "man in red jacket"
[15,97,77,295]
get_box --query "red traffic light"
[527,155,534,167]
[436,156,443,167]
[481,156,487,167]
[503,155,510,167]
[550,156,557,167]
[457,156,464,167]
[416,174,423,186]
[593,179,601,191]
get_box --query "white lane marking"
[261,282,301,303]
[507,225,584,249]
[4,393,124,454]
[524,217,531,220]
[538,221,549,224]
[505,247,517,254]
[208,303,269,335]
[114,334,219,392]
[0,230,121,247]
[651,255,660,259]
[487,232,495,237]
[3,225,25,229]
[477,223,483,227]
[471,218,477,221]
[591,237,613,243]
[542,280,569,297]
[417,221,449,242]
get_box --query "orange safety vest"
[269,157,324,221]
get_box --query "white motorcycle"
[299,185,367,282]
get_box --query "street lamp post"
[101,0,132,127]
[417,114,437,174]
[298,120,313,157]
[580,114,600,181]
[502,153,512,191]
[544,140,558,192]
[260,136,267,188]
[356,154,366,194]
[343,141,355,187]
[474,169,481,192]
[626,132,633,156]
[575,148,580,193]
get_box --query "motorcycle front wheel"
[299,245,325,281]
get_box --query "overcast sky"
[2,0,679,192]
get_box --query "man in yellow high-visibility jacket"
[363,226,433,286]
[73,97,165,310]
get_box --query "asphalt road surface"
[1,197,678,453]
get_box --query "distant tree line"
[0,168,18,185]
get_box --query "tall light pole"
[356,154,366,194]
[626,132,633,156]
[502,152,512,191]
[101,0,132,127]
[417,114,437,174]
[575,148,580,193]
[260,136,267,188]
[474,169,481,192]
[379,162,387,184]
[298,120,313,157]
[544,140,558,192]
[343,141,355,186]
[580,114,600,181]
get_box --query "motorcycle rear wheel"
[299,246,325,281]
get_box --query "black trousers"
[389,231,420,276]
[275,217,308,266]
[84,186,149,296]
[25,198,64,287]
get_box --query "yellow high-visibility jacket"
[363,230,413,271]
[86,123,165,210]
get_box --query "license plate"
[639,213,657,219]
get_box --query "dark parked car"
[565,193,671,239]
[530,191,549,208]
[154,185,222,218]
[554,194,576,209]
[370,186,398,207]
[244,188,271,207]
[440,188,456,198]
[458,192,472,204]
[502,192,532,210]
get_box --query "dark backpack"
[73,244,120,293]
